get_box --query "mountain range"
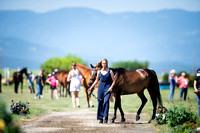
[0,8,200,74]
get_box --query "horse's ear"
[90,64,95,68]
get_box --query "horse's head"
[88,64,98,86]
[21,67,28,76]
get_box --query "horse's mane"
[110,68,126,86]
[76,63,89,69]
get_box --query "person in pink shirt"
[46,72,59,100]
[177,72,189,101]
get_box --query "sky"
[0,0,200,73]
[0,0,200,13]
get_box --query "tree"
[40,54,87,75]
[111,60,149,70]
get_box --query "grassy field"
[0,84,199,132]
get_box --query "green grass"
[0,84,198,132]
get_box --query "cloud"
[185,29,199,36]
[28,47,36,52]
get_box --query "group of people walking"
[168,70,189,101]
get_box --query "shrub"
[156,106,168,124]
[166,105,198,132]
[10,100,30,116]
[0,98,20,133]
[166,106,197,127]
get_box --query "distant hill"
[0,8,199,74]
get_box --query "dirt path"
[21,112,156,133]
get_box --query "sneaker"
[41,95,43,98]
[77,105,80,108]
[180,97,182,101]
[34,96,37,100]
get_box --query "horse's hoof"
[121,118,126,122]
[148,119,152,123]
[110,119,115,123]
[136,114,140,121]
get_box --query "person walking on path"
[40,69,45,98]
[88,59,116,124]
[34,70,44,99]
[46,72,59,100]
[67,62,84,108]
[27,71,34,94]
[177,72,189,101]
[168,69,177,101]
[194,68,200,118]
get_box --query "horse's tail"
[149,69,163,107]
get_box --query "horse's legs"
[59,85,61,97]
[62,86,64,97]
[110,96,118,123]
[21,82,23,93]
[14,82,18,93]
[85,88,90,108]
[148,92,157,123]
[136,92,148,121]
[67,83,71,97]
[118,96,125,122]
[111,94,125,123]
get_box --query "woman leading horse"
[88,60,163,123]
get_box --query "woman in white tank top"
[67,63,83,108]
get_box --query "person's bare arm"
[67,71,72,82]
[108,70,115,92]
[194,80,198,92]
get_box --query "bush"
[111,60,149,70]
[166,105,198,132]
[166,106,197,127]
[156,106,168,124]
[10,100,30,116]
[0,98,20,133]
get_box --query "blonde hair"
[96,58,108,70]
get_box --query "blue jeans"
[180,87,188,101]
[196,94,200,118]
[169,84,175,101]
[36,83,42,98]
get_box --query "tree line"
[40,54,149,75]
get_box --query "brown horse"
[88,64,163,123]
[13,68,28,93]
[76,63,98,107]
[55,70,71,97]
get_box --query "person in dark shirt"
[40,69,45,97]
[194,68,200,118]
[34,70,44,99]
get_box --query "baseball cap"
[197,68,200,73]
[170,69,175,74]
